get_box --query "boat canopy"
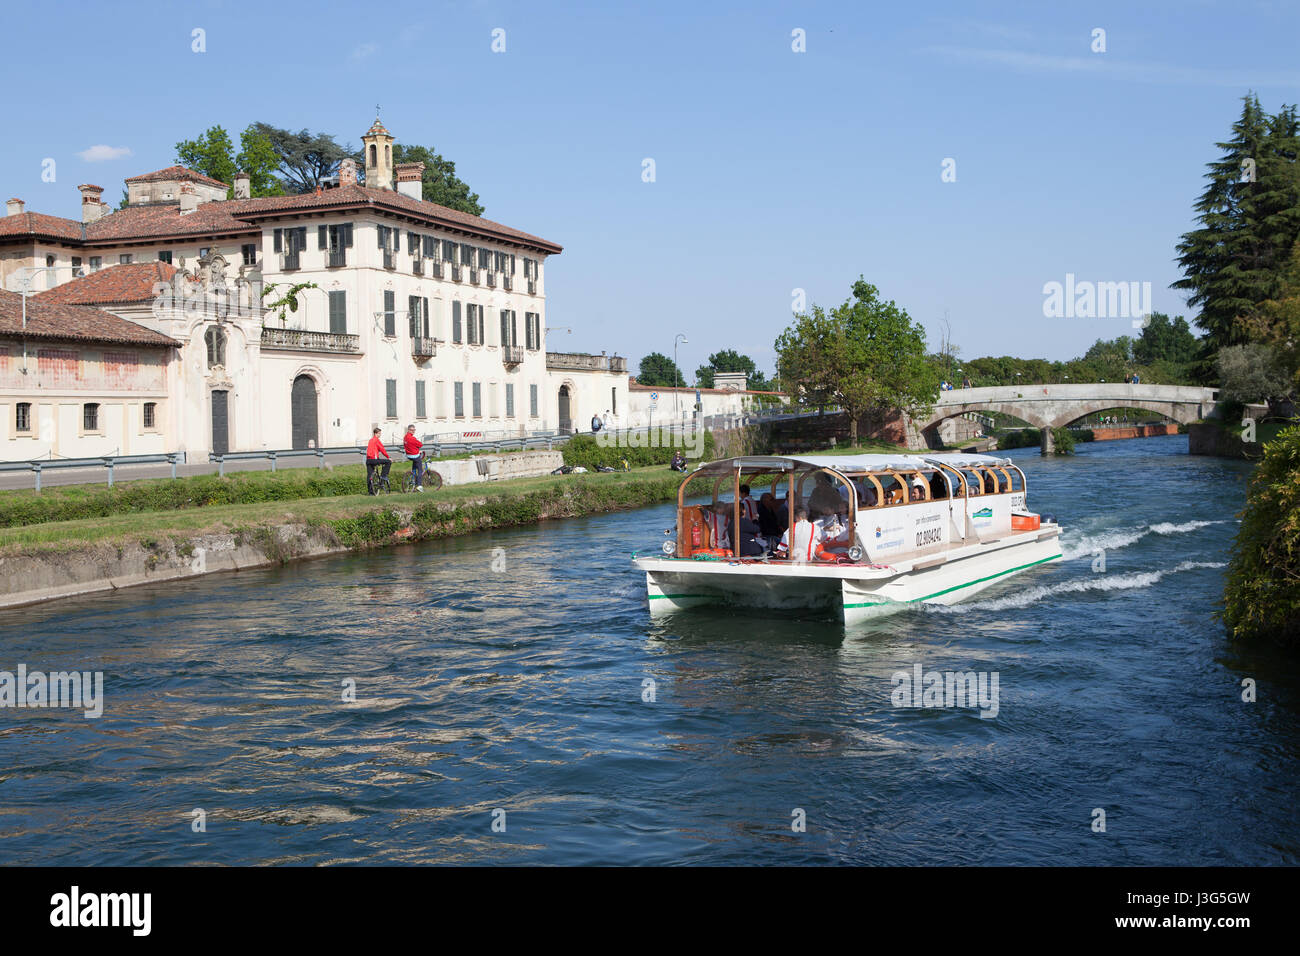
[919,452,1014,469]
[690,453,1017,476]
[692,453,937,476]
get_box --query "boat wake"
[925,560,1227,614]
[1061,519,1231,561]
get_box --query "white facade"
[1,126,633,460]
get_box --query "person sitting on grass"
[403,424,425,492]
[365,427,391,495]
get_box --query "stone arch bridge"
[915,383,1220,454]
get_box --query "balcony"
[546,351,627,373]
[382,250,397,270]
[527,278,537,295]
[326,247,347,268]
[412,337,437,359]
[280,251,300,271]
[260,327,361,353]
[412,258,424,276]
[502,345,524,366]
[430,261,444,279]
[502,275,512,292]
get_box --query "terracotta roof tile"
[34,261,181,305]
[123,165,230,188]
[85,202,257,242]
[0,211,83,241]
[226,185,562,252]
[0,289,177,348]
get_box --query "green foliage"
[175,126,236,186]
[561,431,715,470]
[0,470,368,530]
[1216,342,1293,405]
[250,123,354,194]
[391,143,484,216]
[1174,94,1300,349]
[994,427,1078,452]
[775,277,939,443]
[636,351,685,388]
[1134,313,1199,366]
[330,510,403,548]
[1224,425,1300,644]
[175,125,285,198]
[262,280,320,326]
[694,349,769,391]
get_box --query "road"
[0,451,365,492]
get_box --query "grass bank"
[0,467,685,552]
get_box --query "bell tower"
[361,117,394,190]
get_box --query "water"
[1,434,1296,865]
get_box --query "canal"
[1,434,1296,864]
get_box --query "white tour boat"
[635,452,1062,624]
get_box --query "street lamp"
[674,333,688,420]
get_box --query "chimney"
[179,183,199,215]
[338,158,357,187]
[78,184,107,223]
[6,198,24,217]
[233,171,251,200]
[396,162,424,200]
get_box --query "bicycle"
[366,462,394,495]
[400,453,444,493]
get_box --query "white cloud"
[77,144,132,163]
[350,42,378,62]
[923,45,1300,87]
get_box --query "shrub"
[562,430,716,469]
[1223,425,1300,645]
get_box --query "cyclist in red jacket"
[403,424,425,491]
[365,427,391,494]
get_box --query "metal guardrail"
[208,446,366,477]
[0,452,187,491]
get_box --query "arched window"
[205,326,227,368]
[369,144,377,165]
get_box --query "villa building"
[1,118,630,461]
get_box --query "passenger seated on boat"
[998,474,1010,493]
[775,507,822,563]
[809,473,842,518]
[739,484,758,521]
[757,493,783,540]
[706,504,731,549]
[729,511,765,557]
[929,472,949,499]
[857,481,878,507]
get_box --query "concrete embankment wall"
[438,451,563,485]
[0,475,682,611]
[1188,422,1260,459]
[0,525,348,609]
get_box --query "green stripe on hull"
[648,593,715,600]
[843,553,1063,609]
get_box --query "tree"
[775,277,938,444]
[1216,342,1292,407]
[251,123,353,194]
[637,352,685,388]
[174,125,284,198]
[175,126,236,186]
[1175,94,1300,349]
[391,144,484,216]
[1133,313,1199,366]
[694,349,768,390]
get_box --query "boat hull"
[638,526,1062,624]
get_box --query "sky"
[3,0,1299,380]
